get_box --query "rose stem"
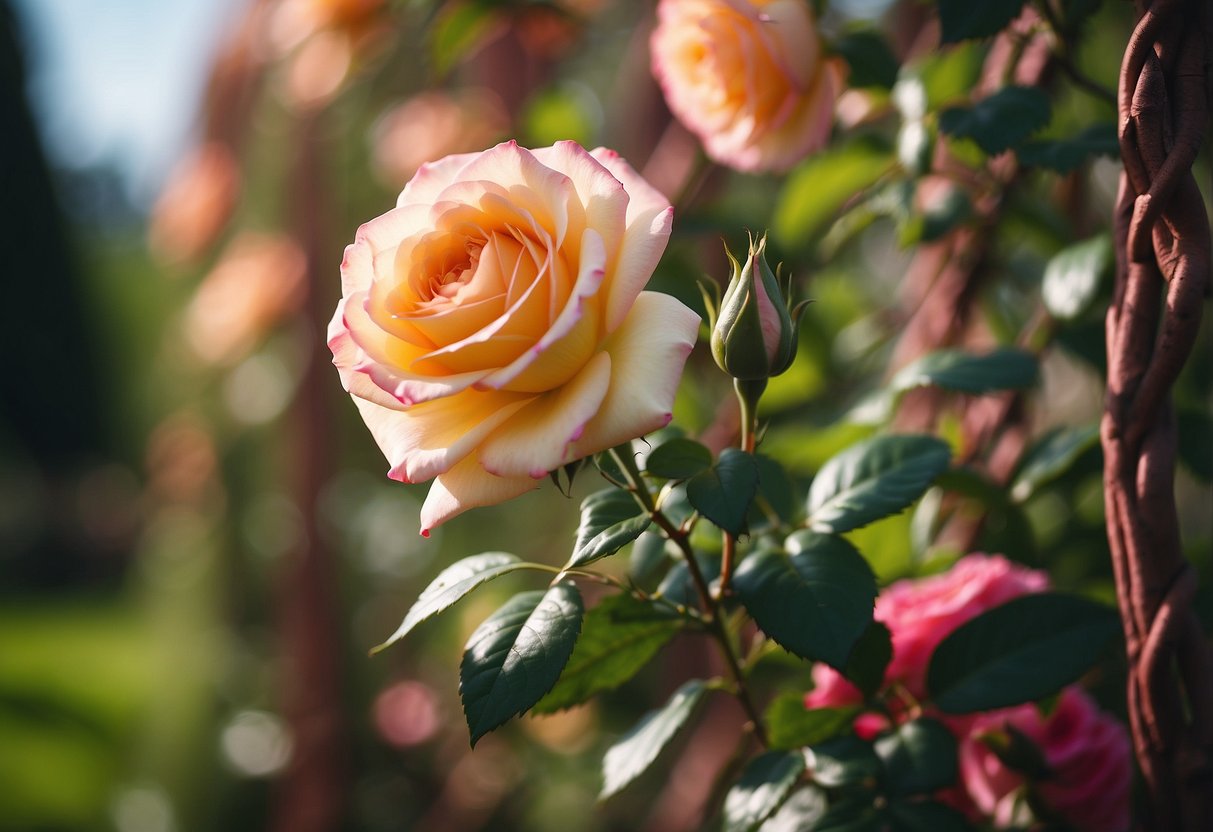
[608,445,769,745]
[717,379,762,597]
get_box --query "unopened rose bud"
[703,233,807,381]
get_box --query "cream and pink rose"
[650,0,843,173]
[329,140,699,533]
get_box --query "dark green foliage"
[928,593,1120,713]
[533,594,682,713]
[568,489,651,568]
[734,538,876,670]
[939,87,1052,154]
[806,435,952,533]
[460,584,584,745]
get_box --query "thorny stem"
[607,444,769,746]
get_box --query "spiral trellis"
[1107,0,1212,827]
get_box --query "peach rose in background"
[650,0,843,173]
[329,140,699,533]
[371,90,509,188]
[960,688,1132,832]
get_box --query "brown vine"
[1107,0,1212,828]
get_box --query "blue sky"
[12,0,244,206]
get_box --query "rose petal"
[479,227,607,392]
[478,351,612,478]
[341,203,433,295]
[329,298,408,411]
[531,140,629,263]
[352,390,531,484]
[447,141,579,248]
[341,291,492,404]
[589,147,674,332]
[396,150,482,208]
[569,290,699,456]
[419,455,539,534]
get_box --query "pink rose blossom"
[806,553,1049,708]
[959,688,1132,832]
[803,554,1131,830]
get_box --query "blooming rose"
[960,688,1132,831]
[329,140,699,533]
[806,554,1049,708]
[650,0,843,173]
[804,554,1131,830]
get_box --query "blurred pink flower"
[371,90,509,188]
[959,688,1132,832]
[806,553,1049,708]
[803,554,1131,830]
[184,232,307,366]
[650,0,843,173]
[149,143,241,265]
[373,680,441,747]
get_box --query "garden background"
[0,0,1209,830]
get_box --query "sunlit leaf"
[757,787,827,832]
[567,489,651,568]
[764,693,859,751]
[734,537,875,670]
[774,138,894,249]
[723,751,807,832]
[534,594,683,713]
[891,348,1039,395]
[805,735,882,788]
[460,584,584,745]
[806,435,952,533]
[1010,424,1100,501]
[645,437,713,480]
[600,679,707,799]
[374,553,531,653]
[1042,235,1112,321]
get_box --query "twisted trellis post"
[1107,0,1212,828]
